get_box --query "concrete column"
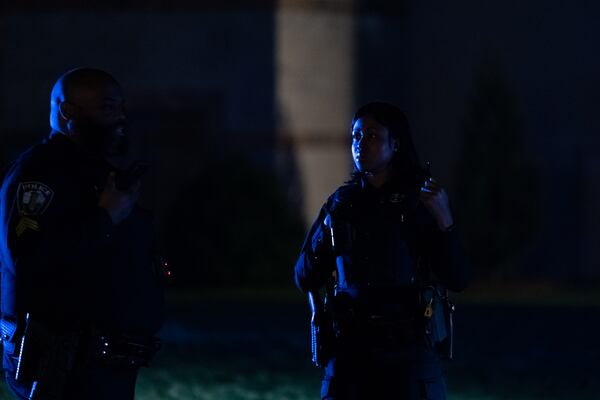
[275,1,355,223]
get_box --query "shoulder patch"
[17,182,54,216]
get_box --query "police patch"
[17,182,54,216]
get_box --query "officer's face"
[72,82,129,156]
[351,116,396,174]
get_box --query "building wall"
[0,0,599,279]
[0,10,279,252]
[352,0,600,279]
[276,2,355,222]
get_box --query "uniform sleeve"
[294,206,336,293]
[0,161,114,318]
[417,208,472,292]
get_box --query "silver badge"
[17,182,54,216]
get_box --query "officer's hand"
[419,177,454,231]
[98,172,140,225]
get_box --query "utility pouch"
[16,314,80,400]
[15,314,47,384]
[421,286,454,360]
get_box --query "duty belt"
[366,315,420,347]
[1,315,161,370]
[86,333,161,369]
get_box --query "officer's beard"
[77,118,130,158]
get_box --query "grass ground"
[1,283,599,399]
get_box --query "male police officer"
[0,68,164,399]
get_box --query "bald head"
[50,68,121,132]
[49,68,128,156]
[50,68,118,102]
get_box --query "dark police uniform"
[295,177,470,400]
[0,132,164,399]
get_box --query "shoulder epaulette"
[325,182,361,215]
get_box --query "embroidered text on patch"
[17,182,54,216]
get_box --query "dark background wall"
[0,3,305,287]
[1,0,599,284]
[354,0,600,282]
[2,2,600,399]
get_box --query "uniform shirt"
[295,178,471,316]
[0,133,163,336]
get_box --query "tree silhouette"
[455,57,541,279]
[166,154,305,287]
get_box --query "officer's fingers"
[419,191,435,204]
[131,179,141,192]
[132,190,141,203]
[105,172,117,190]
[420,189,443,205]
[424,179,442,190]
[422,185,441,195]
[129,183,141,202]
[425,183,442,192]
[420,186,438,195]
[419,189,436,201]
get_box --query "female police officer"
[294,102,471,399]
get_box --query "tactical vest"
[324,182,432,317]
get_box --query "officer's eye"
[352,131,362,141]
[361,129,378,139]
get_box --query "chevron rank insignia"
[17,182,54,216]
[16,217,40,237]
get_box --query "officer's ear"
[58,102,79,121]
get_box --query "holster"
[421,286,454,359]
[14,314,80,400]
[8,314,161,400]
[309,290,335,367]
